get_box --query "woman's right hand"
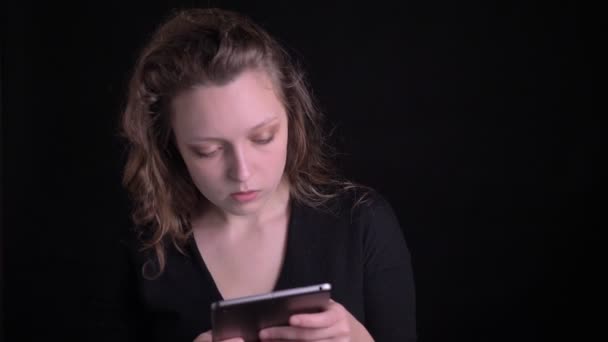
[193,330,243,342]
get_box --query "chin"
[223,200,264,216]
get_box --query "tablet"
[211,283,332,341]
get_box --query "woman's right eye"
[194,148,220,158]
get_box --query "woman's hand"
[193,330,243,342]
[258,299,374,341]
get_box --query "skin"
[171,69,290,228]
[170,69,374,342]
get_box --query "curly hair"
[119,8,368,278]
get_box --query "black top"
[89,190,416,341]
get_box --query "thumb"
[193,330,212,342]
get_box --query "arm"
[84,232,149,341]
[361,193,417,342]
[258,191,416,342]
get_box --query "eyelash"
[253,135,274,145]
[195,149,220,158]
[194,136,274,158]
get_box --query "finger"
[193,331,243,342]
[193,330,212,342]
[263,340,332,342]
[259,325,342,341]
[289,301,343,328]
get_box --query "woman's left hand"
[258,299,374,341]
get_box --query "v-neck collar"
[186,198,300,301]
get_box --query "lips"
[230,190,259,202]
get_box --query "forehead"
[170,69,286,140]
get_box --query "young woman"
[112,7,416,342]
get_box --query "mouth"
[230,190,260,202]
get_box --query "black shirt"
[90,190,416,341]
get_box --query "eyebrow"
[188,116,279,143]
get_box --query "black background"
[2,1,595,341]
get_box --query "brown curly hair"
[119,8,367,278]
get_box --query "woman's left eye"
[253,136,274,145]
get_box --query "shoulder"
[329,186,409,248]
[298,185,412,271]
[332,187,412,273]
[295,185,402,234]
[320,185,398,224]
[117,223,160,272]
[118,223,148,253]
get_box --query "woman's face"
[171,69,289,217]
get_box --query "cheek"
[184,160,223,188]
[262,136,288,171]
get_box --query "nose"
[227,145,251,182]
